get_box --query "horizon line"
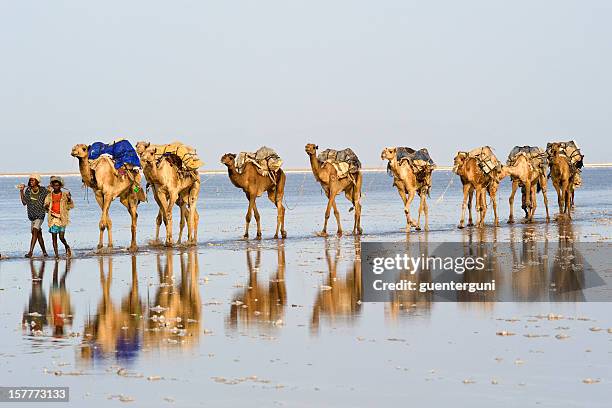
[0,163,610,178]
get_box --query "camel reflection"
[509,222,586,301]
[22,260,73,338]
[311,237,361,334]
[228,241,286,331]
[550,221,586,301]
[144,249,201,348]
[80,256,141,363]
[386,233,432,320]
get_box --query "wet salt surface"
[0,170,611,406]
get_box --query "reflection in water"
[386,233,432,321]
[228,241,286,331]
[22,260,73,339]
[22,260,48,336]
[80,256,141,364]
[80,250,202,365]
[551,221,586,301]
[145,249,201,349]
[310,237,361,334]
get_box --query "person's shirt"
[24,187,48,221]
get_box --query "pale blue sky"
[1,0,610,172]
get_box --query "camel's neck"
[308,153,322,181]
[226,164,245,188]
[78,157,94,186]
[387,157,401,175]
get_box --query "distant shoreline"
[1,163,610,177]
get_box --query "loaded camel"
[504,151,550,224]
[220,153,287,239]
[381,147,432,232]
[453,150,501,228]
[305,144,363,236]
[547,143,575,219]
[71,144,143,251]
[136,142,200,246]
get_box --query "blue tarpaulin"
[88,140,141,169]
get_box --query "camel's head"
[547,142,561,159]
[220,153,236,167]
[135,141,151,155]
[71,144,89,159]
[139,147,156,165]
[305,143,318,155]
[452,151,468,174]
[381,147,397,161]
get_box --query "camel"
[220,153,287,239]
[453,151,501,228]
[305,144,363,236]
[547,143,574,219]
[503,153,550,224]
[137,143,200,246]
[71,144,144,251]
[381,147,432,232]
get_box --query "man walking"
[19,174,48,258]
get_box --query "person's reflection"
[145,249,201,348]
[22,260,47,335]
[48,260,73,338]
[80,256,141,363]
[550,221,585,301]
[228,241,286,331]
[310,237,361,334]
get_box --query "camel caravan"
[66,138,584,252]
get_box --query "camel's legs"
[467,187,474,226]
[417,192,429,231]
[489,183,500,227]
[528,184,537,222]
[508,179,519,224]
[540,175,550,222]
[164,191,179,246]
[178,203,187,244]
[563,182,572,220]
[252,200,262,239]
[404,189,417,231]
[101,193,114,248]
[458,183,471,229]
[553,181,564,217]
[267,188,286,239]
[352,174,363,235]
[127,198,139,252]
[94,191,105,249]
[187,182,200,244]
[244,193,254,238]
[476,187,488,227]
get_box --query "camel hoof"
[415,226,421,231]
[256,234,262,240]
[281,231,287,239]
[128,245,138,253]
[507,219,514,224]
[424,226,429,232]
[318,231,328,237]
[467,222,474,227]
[97,244,104,250]
[274,234,278,239]
[243,234,249,239]
[337,230,343,237]
[457,225,464,229]
[546,217,551,223]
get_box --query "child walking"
[19,174,48,258]
[44,176,74,259]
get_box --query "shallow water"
[0,170,611,407]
